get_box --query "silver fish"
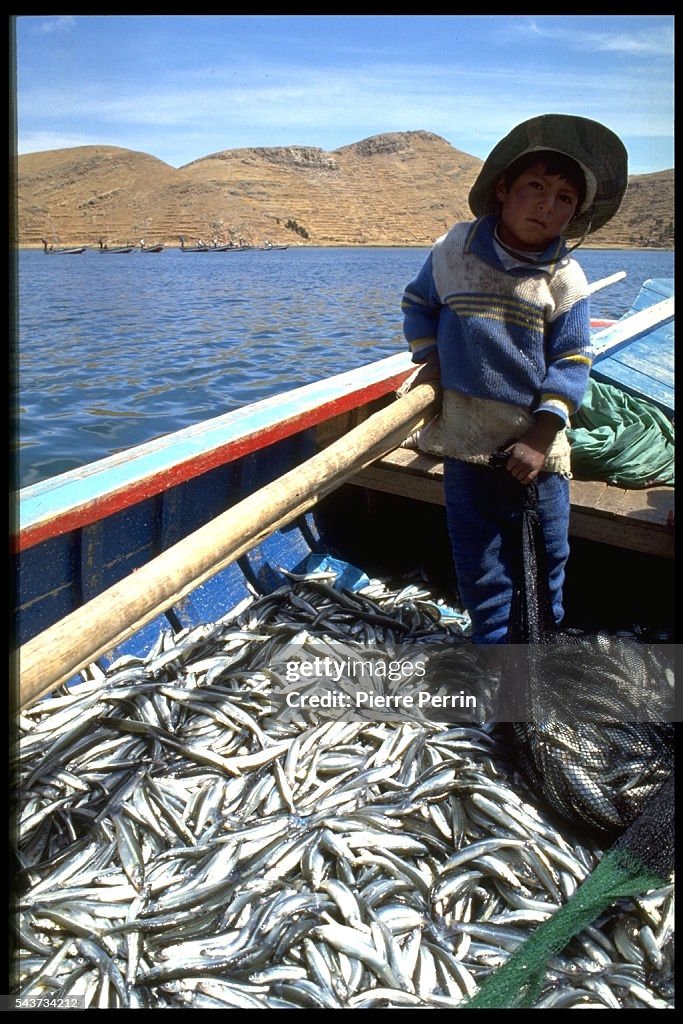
[13,571,674,1009]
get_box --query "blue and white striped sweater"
[402,216,592,424]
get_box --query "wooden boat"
[41,239,87,255]
[179,235,210,252]
[178,236,240,252]
[13,275,674,711]
[98,239,134,254]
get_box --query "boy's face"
[494,161,581,252]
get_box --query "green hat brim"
[468,114,628,238]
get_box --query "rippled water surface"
[14,245,673,488]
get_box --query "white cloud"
[592,31,674,56]
[38,16,76,34]
[19,57,669,126]
[519,17,672,58]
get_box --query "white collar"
[493,225,552,270]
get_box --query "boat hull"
[590,278,674,415]
[43,247,87,254]
[14,355,414,660]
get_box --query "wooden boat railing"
[348,446,674,561]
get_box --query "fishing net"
[464,465,676,1009]
[499,476,674,834]
[567,378,675,487]
[465,777,675,1009]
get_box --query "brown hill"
[590,169,674,249]
[13,132,673,249]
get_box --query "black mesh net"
[499,476,674,836]
[512,718,674,834]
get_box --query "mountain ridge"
[14,130,673,249]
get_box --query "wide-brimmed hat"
[468,114,628,237]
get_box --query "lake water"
[13,245,674,489]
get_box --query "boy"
[401,114,627,644]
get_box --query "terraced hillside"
[14,131,673,249]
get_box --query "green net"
[568,378,674,488]
[465,778,674,1009]
[468,453,675,1010]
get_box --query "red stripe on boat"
[15,370,412,553]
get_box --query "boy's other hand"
[503,440,547,484]
[504,412,564,484]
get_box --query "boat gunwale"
[15,354,414,553]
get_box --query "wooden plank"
[619,486,675,523]
[589,285,674,414]
[353,462,446,505]
[377,447,446,477]
[591,361,674,413]
[589,483,629,516]
[567,479,610,514]
[616,341,673,383]
[587,271,626,294]
[569,507,673,558]
[631,278,674,307]
[348,448,674,558]
[589,276,674,416]
[569,479,673,555]
[590,298,674,363]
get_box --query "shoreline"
[13,243,675,252]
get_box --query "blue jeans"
[443,458,570,644]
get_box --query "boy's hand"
[504,411,564,484]
[503,439,547,484]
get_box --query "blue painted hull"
[15,354,415,672]
[590,278,674,416]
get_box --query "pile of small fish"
[13,572,674,1009]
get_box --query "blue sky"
[13,14,674,175]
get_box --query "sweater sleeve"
[401,252,442,364]
[537,294,592,424]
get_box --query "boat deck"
[350,446,674,560]
[591,278,674,416]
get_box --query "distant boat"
[205,239,246,252]
[138,241,165,253]
[98,239,134,254]
[179,235,210,252]
[41,239,86,255]
[260,242,289,251]
[179,235,257,252]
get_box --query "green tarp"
[568,378,675,488]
